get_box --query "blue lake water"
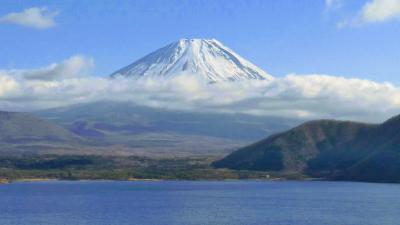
[0,180,399,225]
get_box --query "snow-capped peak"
[111,38,273,82]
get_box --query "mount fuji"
[26,39,298,157]
[111,38,273,82]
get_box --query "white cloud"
[361,0,400,23]
[0,75,19,97]
[0,7,58,29]
[18,55,94,81]
[338,0,400,27]
[1,56,400,123]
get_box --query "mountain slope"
[0,111,83,153]
[213,115,400,182]
[37,101,300,156]
[111,38,273,82]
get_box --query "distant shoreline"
[1,177,326,185]
[1,178,161,184]
[2,177,398,185]
[0,154,395,184]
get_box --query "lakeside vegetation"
[0,154,304,182]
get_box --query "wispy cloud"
[338,0,400,27]
[0,7,59,29]
[325,0,345,10]
[1,56,400,123]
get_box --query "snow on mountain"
[111,38,273,82]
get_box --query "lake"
[0,180,399,225]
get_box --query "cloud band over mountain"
[0,55,399,123]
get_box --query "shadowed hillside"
[214,115,400,183]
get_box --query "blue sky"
[1,0,400,83]
[1,0,400,121]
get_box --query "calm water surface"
[0,180,399,225]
